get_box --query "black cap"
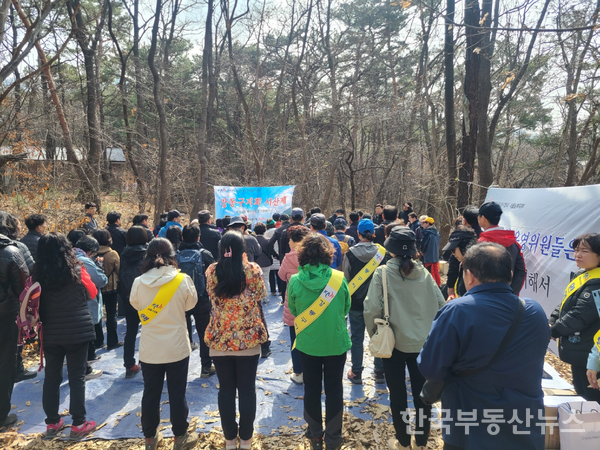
[333,218,347,229]
[291,208,304,220]
[197,210,211,223]
[478,201,502,223]
[384,226,416,257]
[442,229,477,252]
[272,213,281,221]
[280,214,290,221]
[167,210,183,221]
[227,216,246,227]
[310,213,326,228]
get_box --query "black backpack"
[177,249,206,298]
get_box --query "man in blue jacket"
[418,243,550,450]
[158,210,184,238]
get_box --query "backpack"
[177,249,206,299]
[17,276,44,369]
[335,235,351,255]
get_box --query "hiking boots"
[308,437,323,450]
[144,431,163,450]
[44,419,66,439]
[126,364,141,378]
[200,365,216,378]
[14,368,37,382]
[347,369,362,385]
[0,414,17,428]
[173,431,198,450]
[70,420,96,440]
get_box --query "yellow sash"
[348,245,386,296]
[293,270,345,349]
[138,273,186,326]
[593,287,600,353]
[595,330,600,354]
[560,267,600,311]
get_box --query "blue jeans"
[348,310,383,374]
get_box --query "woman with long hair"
[364,226,445,450]
[287,233,351,450]
[278,224,309,384]
[118,226,148,378]
[205,231,268,450]
[130,238,198,450]
[550,233,600,402]
[35,232,97,439]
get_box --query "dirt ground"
[1,350,571,450]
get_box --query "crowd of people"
[0,200,599,450]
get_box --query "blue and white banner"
[486,184,600,317]
[214,185,295,226]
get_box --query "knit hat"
[384,226,416,257]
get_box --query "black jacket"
[255,235,272,268]
[268,221,291,260]
[118,244,148,309]
[199,224,221,260]
[138,224,154,243]
[179,241,214,312]
[374,220,394,246]
[550,271,600,367]
[0,235,28,317]
[345,223,359,242]
[107,224,128,255]
[39,278,95,345]
[20,231,42,261]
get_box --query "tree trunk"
[444,0,457,203]
[193,0,213,213]
[148,0,168,223]
[11,0,93,195]
[457,0,482,208]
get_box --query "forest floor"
[0,348,571,450]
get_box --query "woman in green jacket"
[288,233,351,450]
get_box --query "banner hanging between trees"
[486,184,600,317]
[214,185,295,225]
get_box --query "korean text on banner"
[485,184,600,317]
[214,185,295,225]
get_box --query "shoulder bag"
[369,267,396,358]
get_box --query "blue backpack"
[177,249,206,299]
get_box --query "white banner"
[485,184,600,317]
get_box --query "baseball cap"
[167,210,183,221]
[442,229,477,252]
[478,201,503,223]
[280,214,290,221]
[310,213,326,228]
[333,218,347,229]
[291,208,304,220]
[357,219,374,235]
[272,213,281,221]
[423,217,435,225]
[384,226,416,257]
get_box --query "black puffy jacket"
[550,271,600,367]
[39,277,95,345]
[118,244,147,311]
[0,234,28,317]
[20,230,42,261]
[107,224,128,255]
